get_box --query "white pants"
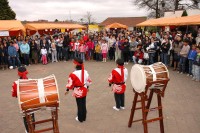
[52,50,58,62]
[192,65,200,81]
[115,51,121,61]
[133,56,143,64]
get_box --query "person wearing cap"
[65,58,92,122]
[108,59,128,111]
[11,66,35,133]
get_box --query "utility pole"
[156,0,159,18]
[175,0,179,10]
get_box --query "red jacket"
[108,68,128,94]
[134,51,144,59]
[86,41,94,50]
[12,81,17,97]
[66,70,92,98]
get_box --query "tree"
[84,11,95,24]
[0,0,16,20]
[80,18,84,24]
[133,0,200,18]
[54,19,59,22]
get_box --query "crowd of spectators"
[0,28,200,81]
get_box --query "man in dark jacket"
[122,38,130,64]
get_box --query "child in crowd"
[74,39,80,58]
[187,44,197,76]
[192,46,200,82]
[79,43,86,62]
[108,59,128,111]
[41,46,48,65]
[95,42,101,61]
[101,39,108,62]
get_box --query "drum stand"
[128,79,169,133]
[22,101,59,133]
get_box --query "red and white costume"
[108,67,128,94]
[12,70,28,97]
[12,81,18,97]
[66,70,92,98]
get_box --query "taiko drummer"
[11,66,35,133]
[108,59,128,111]
[65,58,92,122]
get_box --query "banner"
[0,31,9,36]
[61,29,65,33]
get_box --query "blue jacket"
[8,46,17,57]
[20,43,30,54]
[188,50,197,60]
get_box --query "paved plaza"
[0,61,200,133]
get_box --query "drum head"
[130,64,146,93]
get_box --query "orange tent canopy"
[106,22,128,29]
[137,14,200,27]
[0,20,25,31]
[25,23,86,30]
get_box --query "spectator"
[178,39,190,74]
[30,40,38,64]
[173,34,183,71]
[187,44,197,76]
[192,46,200,82]
[196,29,200,46]
[133,45,144,64]
[69,38,75,60]
[74,39,80,58]
[114,37,122,61]
[51,39,58,63]
[8,41,17,69]
[101,39,108,63]
[2,41,8,69]
[20,40,30,66]
[87,38,94,60]
[147,38,157,65]
[41,46,48,65]
[160,38,170,66]
[13,39,21,67]
[56,35,63,61]
[0,44,3,70]
[108,35,116,60]
[122,38,130,64]
[129,36,138,62]
[95,42,101,61]
[79,43,86,62]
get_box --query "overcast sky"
[9,0,148,22]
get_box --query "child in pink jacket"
[101,39,108,62]
[79,43,86,61]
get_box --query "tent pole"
[186,25,188,33]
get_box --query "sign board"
[61,29,65,33]
[0,31,9,36]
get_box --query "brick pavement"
[0,61,199,133]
